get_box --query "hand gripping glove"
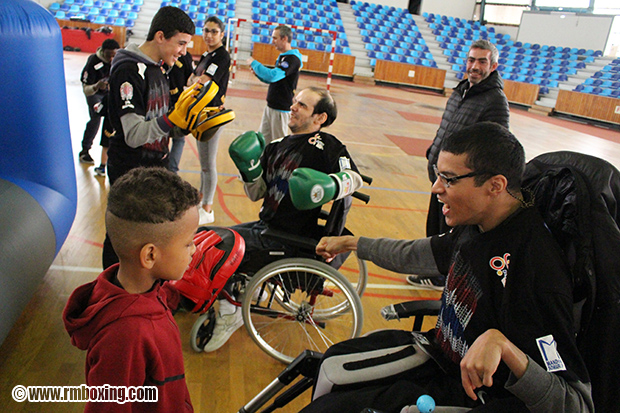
[191,106,236,142]
[172,228,245,314]
[288,168,363,210]
[229,130,266,182]
[164,80,219,130]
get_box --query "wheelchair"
[185,176,373,365]
[239,151,620,413]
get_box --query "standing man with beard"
[410,39,510,291]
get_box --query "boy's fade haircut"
[147,6,195,41]
[440,121,525,191]
[107,167,200,224]
[106,167,200,258]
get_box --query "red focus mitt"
[172,228,245,313]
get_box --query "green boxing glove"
[289,168,363,210]
[229,131,266,182]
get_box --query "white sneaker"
[198,208,214,225]
[203,308,244,352]
[406,274,445,291]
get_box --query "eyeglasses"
[433,164,484,188]
[203,29,221,35]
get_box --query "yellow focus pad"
[192,109,236,142]
[167,81,219,130]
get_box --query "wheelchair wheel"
[337,250,368,298]
[241,258,364,364]
[189,307,216,352]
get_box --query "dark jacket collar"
[455,70,504,99]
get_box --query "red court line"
[225,176,237,184]
[385,134,432,157]
[68,234,104,248]
[363,292,441,300]
[368,272,408,283]
[358,93,416,105]
[341,266,406,283]
[396,110,442,125]
[392,171,419,179]
[222,192,249,198]
[185,135,199,159]
[217,186,242,224]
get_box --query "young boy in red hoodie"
[63,167,200,412]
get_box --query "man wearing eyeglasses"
[309,122,593,413]
[420,39,510,290]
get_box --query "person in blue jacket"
[247,24,303,143]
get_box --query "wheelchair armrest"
[381,300,442,331]
[261,227,319,252]
[318,209,329,221]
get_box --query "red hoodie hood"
[63,264,172,351]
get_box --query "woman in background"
[189,15,231,225]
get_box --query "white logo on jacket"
[308,133,324,150]
[536,335,566,372]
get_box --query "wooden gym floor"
[1,51,619,412]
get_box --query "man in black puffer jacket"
[411,39,510,291]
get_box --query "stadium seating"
[249,0,349,54]
[50,0,142,27]
[351,0,436,67]
[575,59,620,97]
[427,11,604,97]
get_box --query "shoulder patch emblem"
[207,63,218,76]
[120,82,134,109]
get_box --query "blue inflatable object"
[416,394,436,413]
[0,0,77,346]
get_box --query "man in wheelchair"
[306,122,593,412]
[204,86,364,353]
